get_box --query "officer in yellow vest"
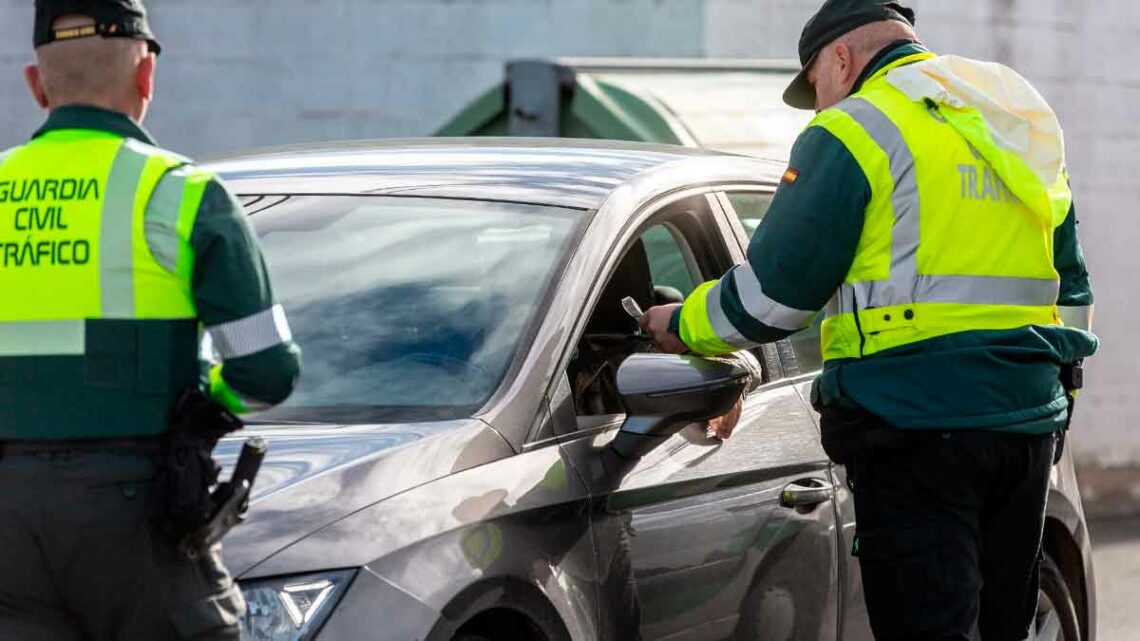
[0,1,301,639]
[640,1,1098,639]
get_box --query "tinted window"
[230,196,582,422]
[726,192,773,238]
[642,224,697,298]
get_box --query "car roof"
[203,137,774,210]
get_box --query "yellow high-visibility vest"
[814,53,1071,361]
[0,128,209,340]
[0,127,212,437]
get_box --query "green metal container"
[435,58,813,160]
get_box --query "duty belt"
[0,436,162,456]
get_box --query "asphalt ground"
[1089,517,1140,640]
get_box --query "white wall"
[0,0,1135,469]
[0,0,706,155]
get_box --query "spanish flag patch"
[782,168,800,184]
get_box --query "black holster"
[817,405,874,468]
[150,390,243,544]
[1055,359,1085,465]
[812,374,916,492]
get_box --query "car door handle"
[780,480,832,509]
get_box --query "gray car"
[203,138,1096,641]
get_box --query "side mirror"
[610,354,749,460]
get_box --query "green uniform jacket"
[2,106,301,438]
[676,43,1098,433]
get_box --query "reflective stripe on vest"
[814,53,1067,361]
[677,265,819,356]
[0,319,85,356]
[206,304,294,360]
[0,131,207,355]
[1059,305,1093,331]
[701,266,816,346]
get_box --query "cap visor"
[783,68,816,110]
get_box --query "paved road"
[1090,517,1140,640]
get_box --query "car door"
[553,192,840,641]
[715,188,873,641]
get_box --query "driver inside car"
[570,238,748,439]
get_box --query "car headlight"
[239,569,356,641]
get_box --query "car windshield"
[231,195,583,423]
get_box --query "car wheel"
[453,636,491,641]
[1033,554,1081,641]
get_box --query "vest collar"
[851,41,935,96]
[32,105,157,146]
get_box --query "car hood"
[212,419,513,577]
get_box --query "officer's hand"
[638,304,687,354]
[709,395,744,440]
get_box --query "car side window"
[725,192,774,238]
[562,196,728,425]
[721,190,825,377]
[641,225,698,298]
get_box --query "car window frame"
[526,191,736,446]
[711,186,773,250]
[717,191,775,239]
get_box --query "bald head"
[836,19,918,59]
[808,19,921,111]
[24,14,156,122]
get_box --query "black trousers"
[0,448,243,641]
[825,412,1056,641]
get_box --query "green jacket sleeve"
[676,126,869,354]
[1054,199,1094,307]
[191,178,301,412]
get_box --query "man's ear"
[136,53,156,101]
[24,63,50,109]
[833,42,855,84]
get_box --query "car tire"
[453,636,491,641]
[1035,554,1081,641]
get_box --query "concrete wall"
[0,0,707,155]
[0,0,1136,477]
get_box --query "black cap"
[35,0,161,55]
[783,0,915,109]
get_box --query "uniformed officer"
[0,1,302,639]
[640,1,1098,639]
